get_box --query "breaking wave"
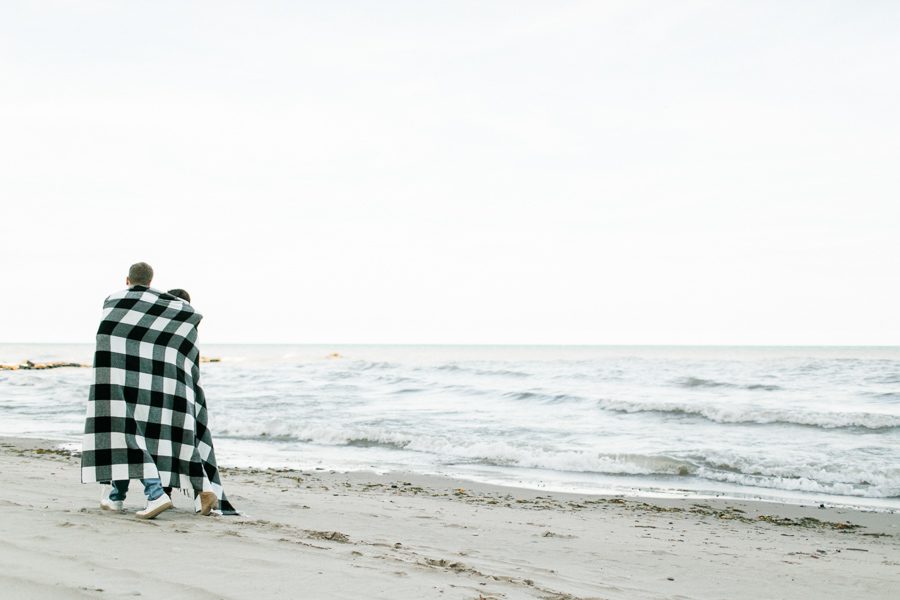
[595,398,900,430]
[432,363,532,378]
[502,391,584,404]
[676,377,782,391]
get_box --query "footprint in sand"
[541,531,577,539]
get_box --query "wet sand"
[1,436,897,599]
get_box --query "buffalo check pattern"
[82,285,237,514]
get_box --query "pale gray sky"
[1,1,898,345]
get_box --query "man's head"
[126,262,154,287]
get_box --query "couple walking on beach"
[81,262,236,519]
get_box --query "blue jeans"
[109,479,164,501]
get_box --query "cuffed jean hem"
[109,478,165,501]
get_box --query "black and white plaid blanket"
[81,285,237,514]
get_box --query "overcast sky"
[1,1,898,345]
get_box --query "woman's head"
[167,288,191,303]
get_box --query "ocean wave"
[344,437,410,450]
[745,383,782,391]
[595,453,697,476]
[502,391,584,404]
[431,383,492,397]
[215,421,413,448]
[692,452,900,487]
[678,377,735,388]
[468,450,699,477]
[676,377,781,391]
[595,398,900,430]
[431,363,531,378]
[372,375,419,384]
[349,361,400,371]
[483,369,532,378]
[693,464,900,498]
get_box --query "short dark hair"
[128,262,154,286]
[167,288,191,303]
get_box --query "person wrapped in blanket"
[84,262,236,519]
[159,287,201,502]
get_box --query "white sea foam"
[595,398,900,429]
[694,469,899,498]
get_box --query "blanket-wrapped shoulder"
[82,285,236,513]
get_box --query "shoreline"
[11,435,898,531]
[2,435,898,599]
[14,432,900,515]
[28,433,900,514]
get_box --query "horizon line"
[2,341,898,348]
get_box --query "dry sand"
[1,436,897,599]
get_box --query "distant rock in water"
[0,358,223,369]
[0,360,90,371]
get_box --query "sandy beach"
[0,437,896,599]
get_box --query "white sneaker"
[99,485,124,512]
[136,494,173,520]
[100,497,124,512]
